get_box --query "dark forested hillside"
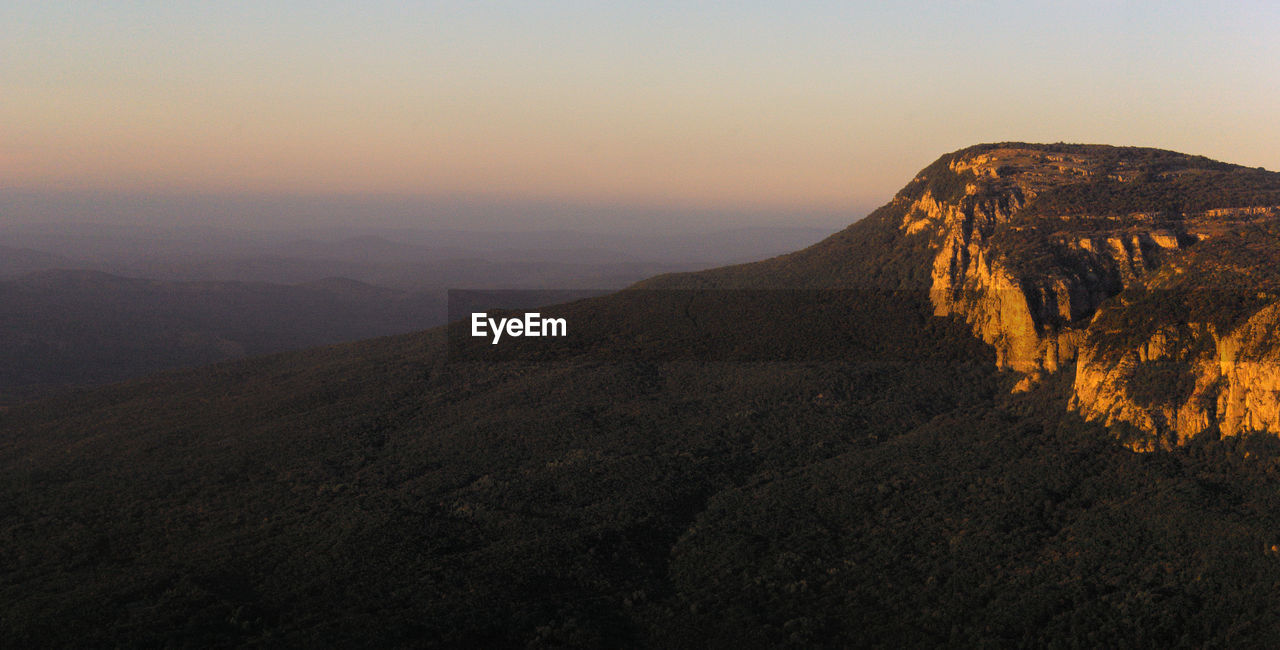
[0,271,442,404]
[6,144,1280,647]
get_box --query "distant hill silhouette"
[0,270,441,403]
[0,244,72,277]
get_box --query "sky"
[4,1,1280,231]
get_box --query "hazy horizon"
[0,187,864,234]
[6,2,1280,233]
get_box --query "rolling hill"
[0,271,441,403]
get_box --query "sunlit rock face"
[1067,253,1280,450]
[895,143,1280,446]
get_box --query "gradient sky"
[4,1,1280,230]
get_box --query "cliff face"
[1064,230,1280,448]
[897,144,1280,447]
[1068,313,1280,449]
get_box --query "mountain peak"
[904,142,1273,211]
[888,143,1280,447]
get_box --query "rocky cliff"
[897,144,1280,448]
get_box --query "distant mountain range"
[0,270,441,403]
[0,245,73,276]
[0,226,835,401]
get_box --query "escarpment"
[1065,229,1280,447]
[897,144,1280,447]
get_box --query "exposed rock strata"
[900,145,1280,447]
